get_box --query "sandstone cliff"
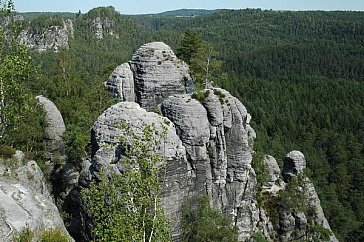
[94,42,257,241]
[68,41,336,241]
[18,19,73,52]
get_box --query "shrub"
[182,196,238,242]
[0,144,16,158]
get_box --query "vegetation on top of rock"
[25,15,64,32]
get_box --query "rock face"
[18,19,73,52]
[258,151,337,242]
[87,42,337,242]
[161,89,258,240]
[104,42,194,111]
[93,87,258,240]
[36,95,66,152]
[0,152,70,241]
[90,17,119,40]
[90,102,188,240]
[283,150,306,181]
[104,63,135,101]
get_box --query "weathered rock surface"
[89,102,188,240]
[263,155,281,185]
[257,152,337,242]
[0,152,70,241]
[96,42,337,242]
[161,88,258,241]
[104,63,135,101]
[18,19,73,52]
[90,17,119,40]
[105,42,194,110]
[283,150,306,181]
[36,95,65,148]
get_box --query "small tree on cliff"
[176,29,223,89]
[82,123,170,242]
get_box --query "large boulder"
[105,63,135,102]
[0,152,70,241]
[283,150,306,181]
[36,95,66,156]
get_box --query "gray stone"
[129,42,192,111]
[104,63,135,101]
[91,102,188,239]
[18,19,73,52]
[36,96,65,143]
[161,88,258,241]
[263,155,281,184]
[283,150,306,181]
[90,17,119,40]
[0,159,71,241]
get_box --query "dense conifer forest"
[3,6,363,241]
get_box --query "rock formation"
[104,63,135,101]
[36,95,66,157]
[90,102,188,238]
[74,41,336,242]
[18,19,73,52]
[90,17,118,40]
[0,151,71,241]
[104,42,194,111]
[258,151,338,242]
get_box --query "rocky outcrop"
[90,17,118,40]
[258,151,337,242]
[104,63,135,101]
[0,152,70,241]
[283,150,306,181]
[104,42,194,111]
[36,95,66,155]
[89,102,188,240]
[161,89,258,241]
[18,19,73,52]
[88,42,336,242]
[93,86,258,240]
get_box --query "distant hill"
[20,12,76,20]
[155,9,219,17]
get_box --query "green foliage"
[252,142,269,206]
[39,228,70,242]
[26,15,64,32]
[82,123,170,242]
[191,89,210,102]
[0,1,45,154]
[12,227,70,242]
[182,196,238,242]
[0,144,15,158]
[63,124,89,163]
[252,231,269,242]
[12,226,34,242]
[176,29,224,87]
[278,172,308,213]
[176,29,202,65]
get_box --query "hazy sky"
[15,0,364,14]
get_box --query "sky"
[14,0,364,14]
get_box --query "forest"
[1,4,363,241]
